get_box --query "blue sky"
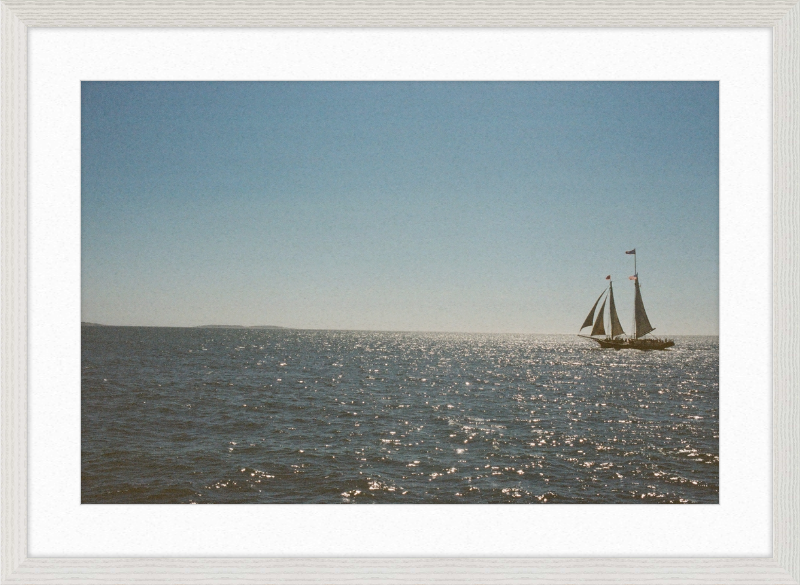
[82,81,718,334]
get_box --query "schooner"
[579,249,675,350]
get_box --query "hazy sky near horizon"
[82,81,718,334]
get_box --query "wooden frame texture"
[2,1,798,583]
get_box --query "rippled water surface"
[82,327,719,503]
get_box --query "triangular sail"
[580,290,606,330]
[608,282,625,337]
[634,279,655,338]
[590,298,607,336]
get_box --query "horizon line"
[80,322,720,337]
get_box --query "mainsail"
[590,298,607,336]
[581,291,606,330]
[633,278,655,338]
[608,282,625,337]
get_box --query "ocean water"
[82,327,719,504]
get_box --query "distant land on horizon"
[81,322,288,330]
[195,325,287,330]
[79,322,718,336]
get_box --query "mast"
[626,248,655,338]
[626,248,638,337]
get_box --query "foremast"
[608,281,625,337]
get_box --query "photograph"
[81,80,719,504]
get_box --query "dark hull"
[580,336,675,351]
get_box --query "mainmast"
[627,248,655,338]
[626,248,637,337]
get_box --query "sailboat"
[578,250,675,350]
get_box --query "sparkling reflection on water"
[82,327,719,503]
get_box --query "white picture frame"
[2,1,798,583]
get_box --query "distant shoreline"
[82,322,287,330]
[195,325,287,330]
[80,322,719,336]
